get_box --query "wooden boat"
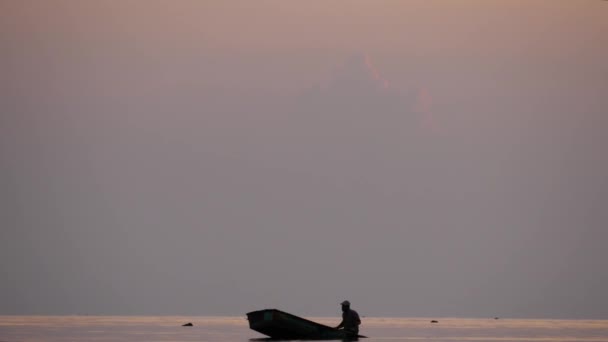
[246,308,365,340]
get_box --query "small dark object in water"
[430,320,438,323]
[494,317,499,320]
[182,322,193,326]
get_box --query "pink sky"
[1,1,608,317]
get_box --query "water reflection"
[1,316,607,342]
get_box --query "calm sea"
[1,316,608,342]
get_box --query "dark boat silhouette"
[247,309,366,340]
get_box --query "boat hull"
[247,309,363,340]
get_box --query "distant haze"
[1,1,607,318]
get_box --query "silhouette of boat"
[247,309,366,340]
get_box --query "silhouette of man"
[335,300,361,337]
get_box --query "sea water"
[1,316,608,342]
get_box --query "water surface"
[1,316,608,342]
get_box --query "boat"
[246,308,366,340]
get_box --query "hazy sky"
[1,0,607,318]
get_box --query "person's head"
[341,300,350,312]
